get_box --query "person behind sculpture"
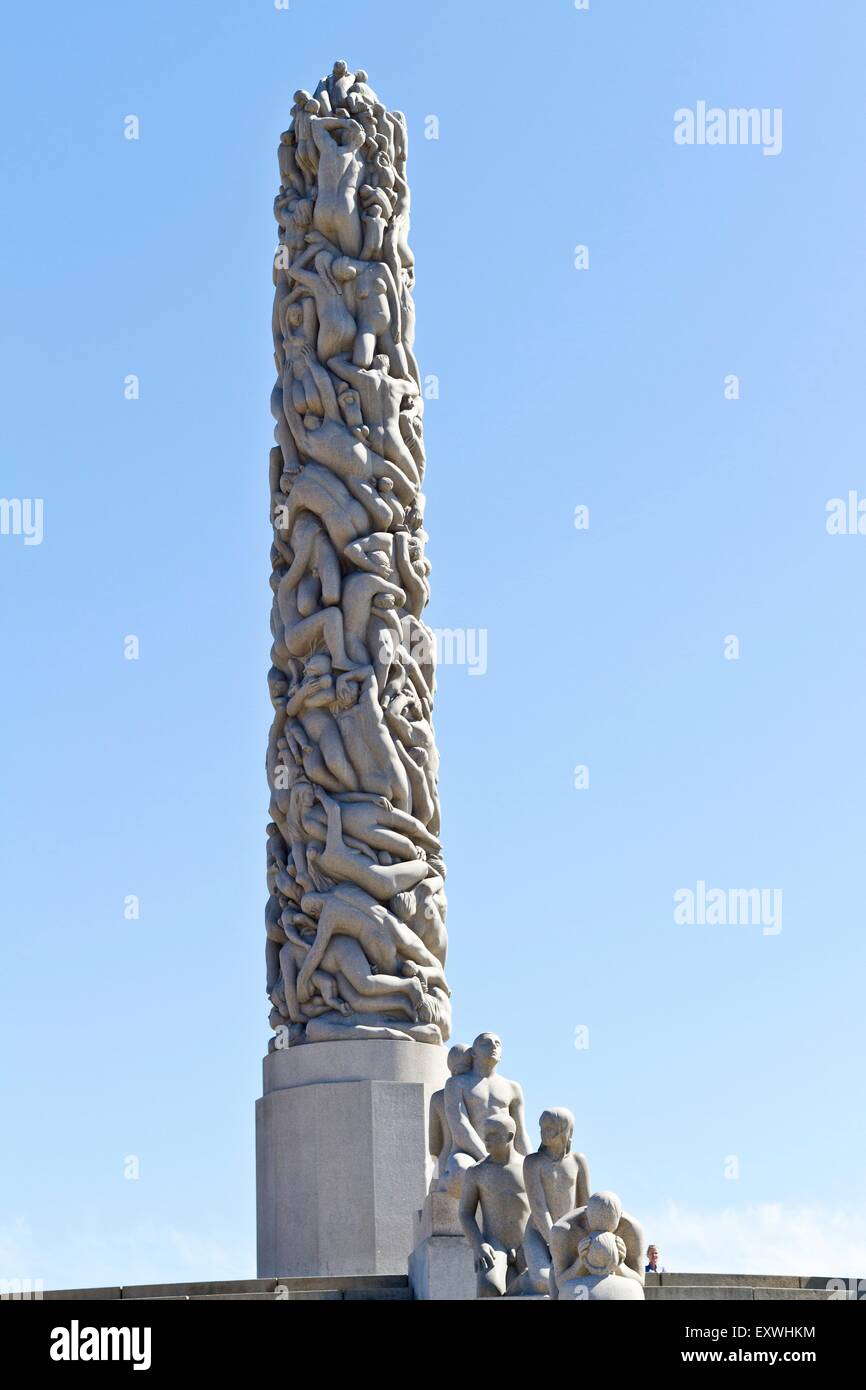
[443,1033,531,1192]
[459,1116,531,1299]
[550,1191,645,1302]
[522,1107,591,1296]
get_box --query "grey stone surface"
[265,60,450,1049]
[646,1285,755,1302]
[414,1190,464,1242]
[409,1191,476,1299]
[122,1278,274,1300]
[34,1271,854,1301]
[754,1287,843,1300]
[257,1038,446,1277]
[660,1271,803,1288]
[409,1236,477,1302]
[40,1286,122,1301]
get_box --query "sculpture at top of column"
[265,61,450,1048]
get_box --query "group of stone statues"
[265,62,450,1047]
[430,1034,646,1300]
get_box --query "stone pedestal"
[408,1192,477,1300]
[256,1040,447,1278]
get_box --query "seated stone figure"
[521,1108,591,1295]
[550,1191,645,1301]
[458,1116,531,1299]
[442,1033,530,1196]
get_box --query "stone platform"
[31,1272,857,1300]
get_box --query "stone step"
[40,1275,411,1302]
[121,1288,413,1301]
[657,1272,806,1289]
[648,1285,844,1302]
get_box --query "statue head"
[332,59,349,79]
[304,98,320,116]
[355,69,368,84]
[447,1042,473,1076]
[374,353,390,372]
[299,892,323,920]
[332,256,357,284]
[472,1032,502,1072]
[539,1107,574,1158]
[483,1114,515,1161]
[586,1191,622,1235]
[582,1231,621,1278]
[304,653,331,678]
[293,89,310,106]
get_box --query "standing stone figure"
[521,1107,592,1295]
[459,1116,531,1298]
[265,61,450,1047]
[550,1191,646,1301]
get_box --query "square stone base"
[256,1040,447,1278]
[408,1192,476,1300]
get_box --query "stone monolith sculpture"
[257,61,449,1280]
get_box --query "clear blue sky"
[2,0,864,1286]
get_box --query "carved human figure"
[443,1033,531,1189]
[291,91,318,183]
[283,655,358,793]
[428,1042,473,1195]
[284,242,357,363]
[308,112,365,256]
[550,1191,646,1302]
[280,908,419,1023]
[302,233,406,375]
[296,882,448,1006]
[274,515,341,613]
[277,467,388,558]
[281,349,412,512]
[315,59,356,115]
[459,1116,531,1299]
[521,1108,591,1296]
[330,666,410,810]
[328,353,420,487]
